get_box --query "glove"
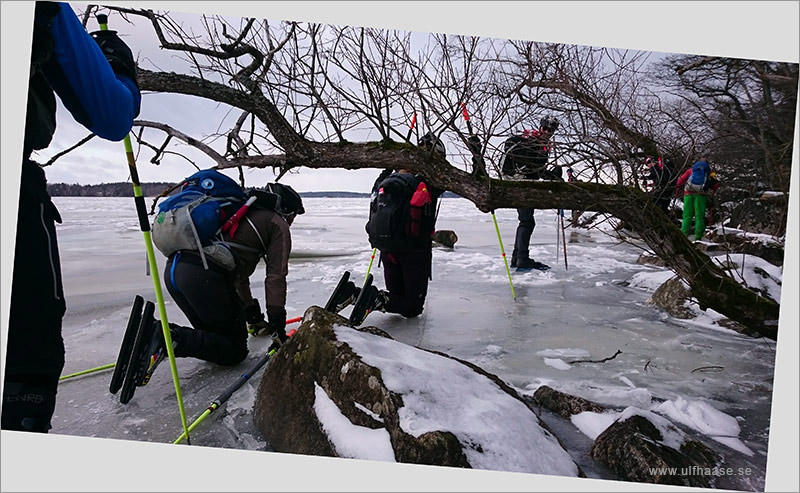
[466,135,481,155]
[244,299,270,336]
[266,306,288,343]
[90,30,139,89]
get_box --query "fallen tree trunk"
[136,69,780,340]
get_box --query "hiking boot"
[348,286,388,326]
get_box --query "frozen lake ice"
[49,196,778,490]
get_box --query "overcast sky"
[23,1,799,194]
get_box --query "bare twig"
[43,134,96,167]
[569,349,622,365]
[690,366,724,374]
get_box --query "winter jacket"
[501,130,563,181]
[25,2,141,158]
[225,208,292,314]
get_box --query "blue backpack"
[152,169,247,270]
[685,161,710,193]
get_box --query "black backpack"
[366,172,431,253]
[501,132,550,178]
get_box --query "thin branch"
[42,134,96,167]
[133,120,227,165]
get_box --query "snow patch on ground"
[618,406,687,450]
[536,348,592,359]
[653,397,753,456]
[544,358,572,370]
[313,382,396,462]
[354,402,383,423]
[570,411,620,440]
[626,270,678,292]
[712,253,782,304]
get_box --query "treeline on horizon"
[46,182,461,198]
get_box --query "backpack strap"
[222,241,263,254]
[243,215,268,252]
[184,200,210,270]
[214,214,270,263]
[224,215,270,265]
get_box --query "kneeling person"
[348,133,445,326]
[133,182,304,383]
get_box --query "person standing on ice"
[500,116,563,271]
[130,183,305,383]
[344,132,446,326]
[644,156,676,216]
[2,2,141,433]
[675,160,720,240]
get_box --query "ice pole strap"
[98,14,191,445]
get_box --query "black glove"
[266,306,288,343]
[90,30,139,89]
[244,299,270,336]
[466,135,481,155]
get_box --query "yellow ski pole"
[97,13,191,445]
[364,248,377,286]
[59,363,115,381]
[459,103,514,300]
[491,211,516,301]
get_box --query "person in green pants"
[676,161,720,240]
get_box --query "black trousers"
[164,251,248,366]
[512,207,536,262]
[2,161,65,432]
[381,248,432,318]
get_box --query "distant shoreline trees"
[45,182,462,199]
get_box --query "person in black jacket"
[645,156,675,216]
[501,117,562,271]
[3,2,140,433]
[349,133,445,326]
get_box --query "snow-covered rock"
[254,306,581,477]
[590,409,720,488]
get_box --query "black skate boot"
[330,281,360,314]
[348,285,388,326]
[119,302,175,404]
[324,271,361,314]
[516,256,551,272]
